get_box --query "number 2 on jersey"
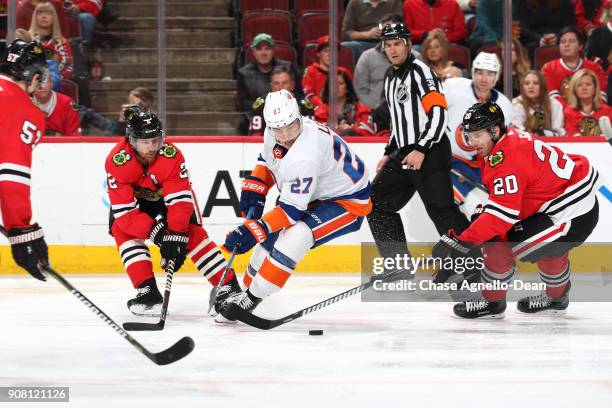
[332,135,365,183]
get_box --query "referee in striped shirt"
[367,23,469,279]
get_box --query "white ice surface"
[2,274,612,407]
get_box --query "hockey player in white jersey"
[444,52,513,216]
[215,90,372,322]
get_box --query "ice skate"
[127,278,162,316]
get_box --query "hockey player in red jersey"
[433,101,599,318]
[105,106,241,316]
[0,39,50,281]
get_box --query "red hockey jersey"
[74,0,104,16]
[563,103,612,136]
[43,91,81,136]
[541,58,608,103]
[460,129,599,244]
[105,139,195,236]
[302,64,351,108]
[0,75,46,229]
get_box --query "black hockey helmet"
[0,39,48,84]
[381,23,411,42]
[461,101,506,142]
[125,105,164,142]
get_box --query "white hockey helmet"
[263,89,302,129]
[472,52,501,83]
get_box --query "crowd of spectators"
[237,0,611,138]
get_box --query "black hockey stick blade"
[123,320,165,331]
[148,336,195,366]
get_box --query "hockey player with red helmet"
[433,101,599,318]
[0,39,50,281]
[104,106,241,316]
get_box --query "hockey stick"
[227,269,406,330]
[0,224,194,365]
[123,259,176,331]
[207,207,255,315]
[450,168,489,193]
[40,263,193,365]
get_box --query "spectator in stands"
[80,87,154,135]
[514,0,576,53]
[542,26,608,104]
[496,38,531,98]
[456,0,479,16]
[421,28,465,81]
[354,13,409,109]
[574,0,611,37]
[33,68,81,136]
[341,0,403,61]
[66,0,105,44]
[236,33,296,114]
[585,2,612,71]
[315,70,375,136]
[403,0,468,46]
[302,35,352,108]
[17,0,73,38]
[512,70,566,135]
[564,68,611,135]
[466,0,503,56]
[244,66,316,136]
[29,2,73,79]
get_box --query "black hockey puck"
[309,330,324,335]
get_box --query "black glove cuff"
[8,225,44,245]
[162,232,189,244]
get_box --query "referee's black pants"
[366,136,470,261]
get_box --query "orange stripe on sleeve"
[421,91,448,113]
[243,273,253,288]
[251,164,275,187]
[262,205,293,232]
[258,258,292,288]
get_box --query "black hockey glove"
[148,218,167,247]
[240,176,269,219]
[159,230,189,271]
[431,231,482,284]
[8,224,49,281]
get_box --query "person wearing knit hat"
[237,32,300,134]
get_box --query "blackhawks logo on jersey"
[112,150,131,166]
[488,151,504,167]
[159,144,177,158]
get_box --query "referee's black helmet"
[381,23,411,41]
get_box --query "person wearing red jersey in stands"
[33,68,81,136]
[302,35,351,108]
[403,0,468,45]
[28,2,73,79]
[314,69,376,136]
[563,68,611,135]
[542,26,607,104]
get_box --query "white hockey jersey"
[260,117,371,224]
[444,77,513,163]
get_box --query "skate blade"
[214,313,238,324]
[518,309,567,316]
[129,304,162,317]
[452,312,505,319]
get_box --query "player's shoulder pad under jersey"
[158,143,179,159]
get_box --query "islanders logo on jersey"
[159,144,177,158]
[488,151,504,167]
[112,150,131,166]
